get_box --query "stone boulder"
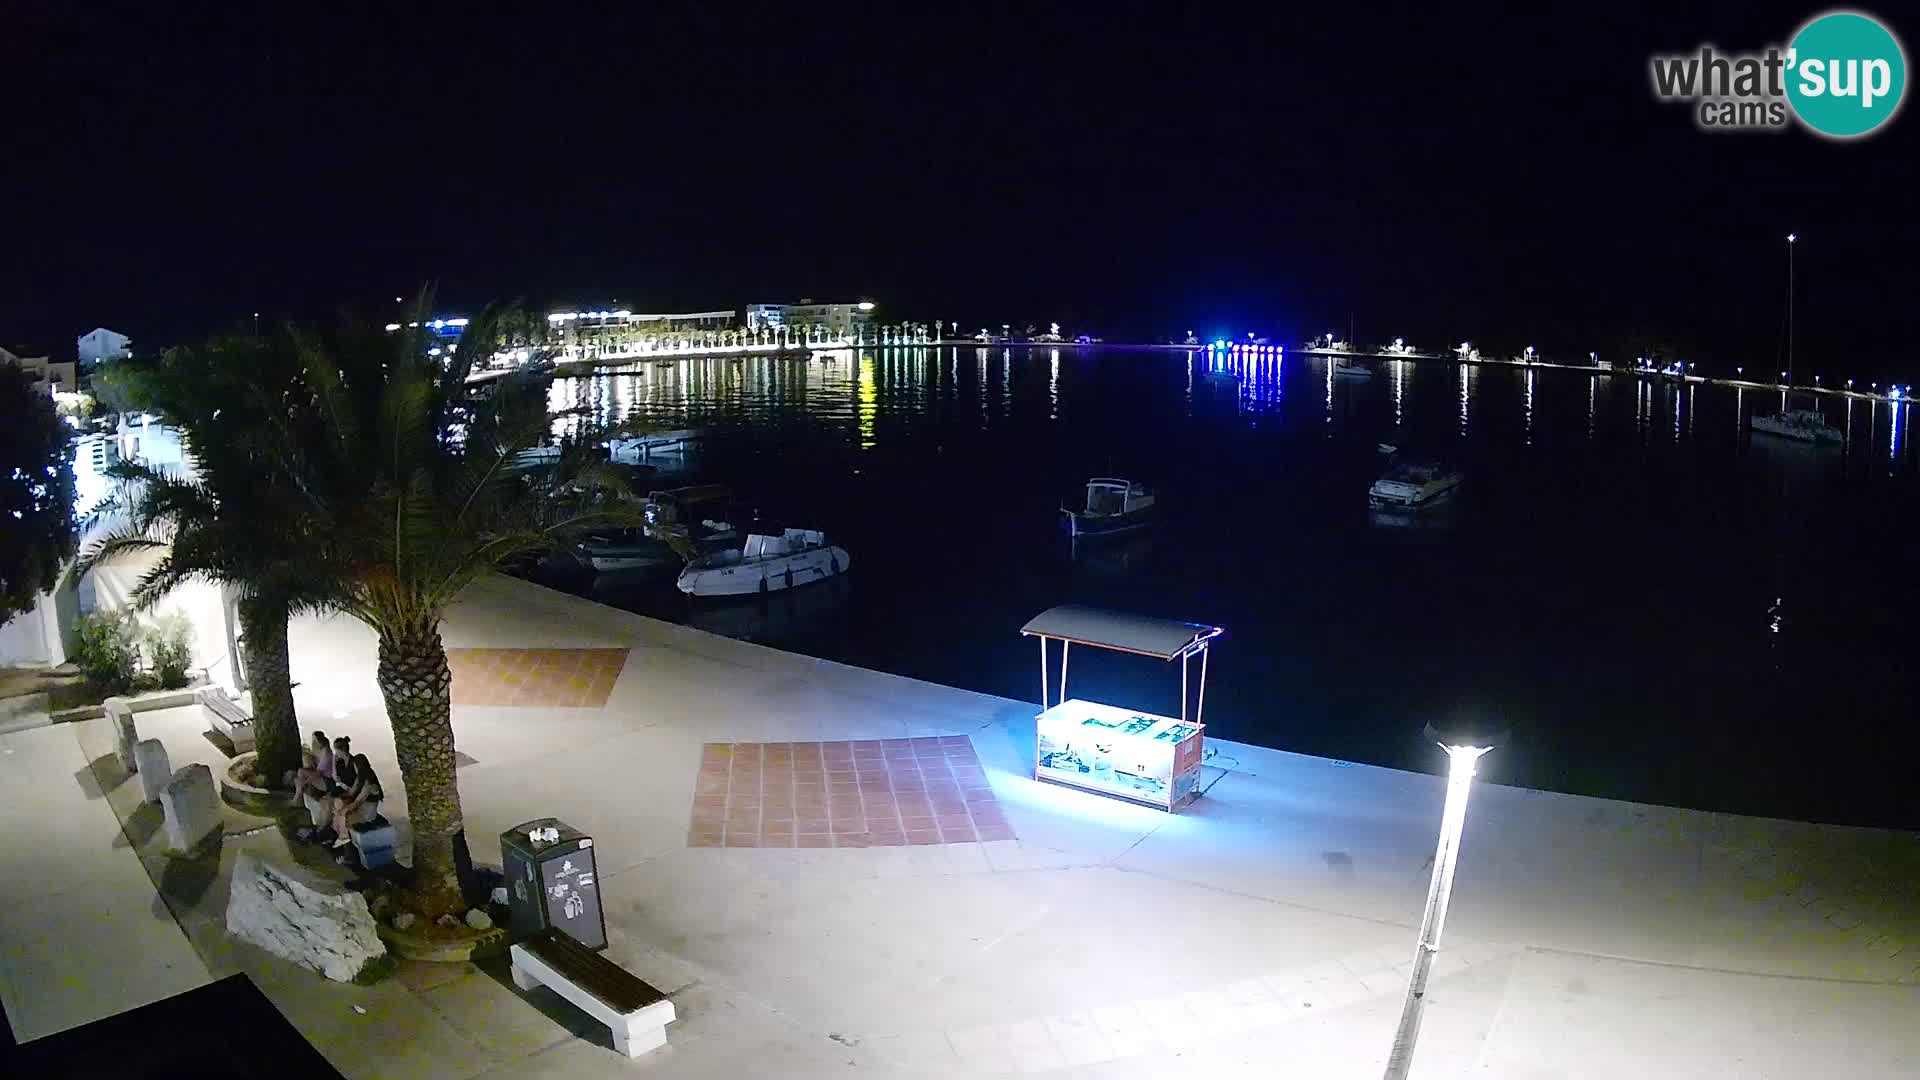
[133,739,173,803]
[160,764,221,852]
[105,697,138,772]
[225,851,388,982]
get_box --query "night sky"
[4,4,1915,376]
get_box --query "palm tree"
[76,333,336,789]
[293,301,640,916]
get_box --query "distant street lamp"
[1383,717,1505,1080]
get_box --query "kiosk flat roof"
[1019,605,1223,660]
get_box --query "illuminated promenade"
[3,574,1916,1077]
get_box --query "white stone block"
[133,739,172,803]
[159,763,221,852]
[104,697,137,771]
[225,851,387,983]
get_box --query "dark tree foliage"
[0,364,78,622]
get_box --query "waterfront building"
[0,345,78,396]
[745,299,876,338]
[76,327,132,365]
[543,308,742,360]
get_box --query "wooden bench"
[197,687,255,753]
[510,930,674,1057]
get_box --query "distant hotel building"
[0,344,78,396]
[77,327,132,365]
[544,308,738,359]
[745,300,876,337]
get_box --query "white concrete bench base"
[510,942,674,1058]
[196,687,255,753]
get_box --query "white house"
[1,345,78,397]
[77,327,132,365]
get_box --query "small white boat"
[1751,408,1842,444]
[1334,359,1372,379]
[578,529,679,573]
[1061,478,1156,539]
[581,483,738,574]
[580,528,736,573]
[676,529,850,596]
[1369,457,1463,510]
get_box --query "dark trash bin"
[500,818,607,951]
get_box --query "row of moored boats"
[574,483,851,597]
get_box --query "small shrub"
[352,951,398,985]
[144,612,195,689]
[73,612,139,694]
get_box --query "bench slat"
[520,929,663,1013]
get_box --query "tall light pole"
[1786,233,1796,385]
[1383,721,1503,1080]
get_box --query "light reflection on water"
[541,347,1920,479]
[530,346,1920,828]
[857,355,877,449]
[1523,367,1535,444]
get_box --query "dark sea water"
[533,346,1920,830]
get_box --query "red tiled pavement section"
[688,737,1015,848]
[445,648,629,707]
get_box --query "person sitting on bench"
[287,730,334,794]
[330,754,384,848]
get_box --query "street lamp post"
[1786,233,1796,384]
[1383,720,1503,1080]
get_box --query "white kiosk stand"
[1019,605,1224,812]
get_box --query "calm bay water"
[534,347,1920,829]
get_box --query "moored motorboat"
[580,483,739,573]
[577,529,681,573]
[578,528,738,574]
[676,529,850,596]
[1751,407,1842,444]
[1369,455,1463,510]
[1061,478,1156,539]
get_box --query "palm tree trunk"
[236,596,301,790]
[376,621,467,918]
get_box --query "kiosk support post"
[1039,636,1048,706]
[1058,641,1070,705]
[1196,646,1210,726]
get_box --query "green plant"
[0,364,78,623]
[351,951,398,985]
[290,295,644,918]
[75,331,342,788]
[73,611,139,694]
[144,612,195,689]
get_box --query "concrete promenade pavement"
[0,721,212,1041]
[4,572,1918,1077]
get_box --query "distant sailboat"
[1750,232,1842,447]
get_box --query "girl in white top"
[289,731,334,796]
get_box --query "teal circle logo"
[1787,11,1907,138]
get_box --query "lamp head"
[1424,704,1509,757]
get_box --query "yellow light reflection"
[857,355,877,450]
